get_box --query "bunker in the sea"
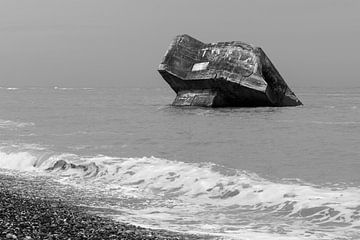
[158,34,302,107]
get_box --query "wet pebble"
[0,174,213,240]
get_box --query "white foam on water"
[0,119,35,130]
[0,151,37,171]
[53,86,74,90]
[0,144,359,239]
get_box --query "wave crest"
[0,119,35,130]
[1,144,359,239]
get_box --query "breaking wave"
[0,144,359,239]
[0,119,35,130]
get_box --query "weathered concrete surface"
[158,34,302,107]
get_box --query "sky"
[0,0,359,89]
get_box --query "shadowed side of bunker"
[158,34,302,107]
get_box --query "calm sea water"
[0,86,359,239]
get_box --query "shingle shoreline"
[0,173,215,240]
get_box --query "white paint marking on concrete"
[192,62,209,71]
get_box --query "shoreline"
[0,172,216,240]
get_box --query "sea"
[0,85,359,240]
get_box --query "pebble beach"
[0,173,213,240]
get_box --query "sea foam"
[0,119,35,130]
[0,144,359,239]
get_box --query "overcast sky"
[0,0,359,88]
